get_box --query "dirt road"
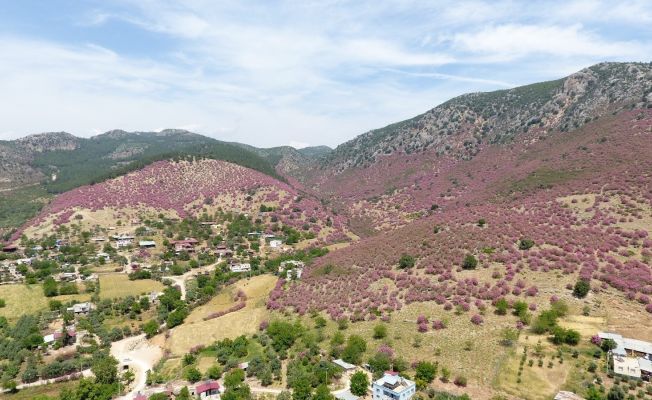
[111,334,163,400]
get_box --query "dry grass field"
[0,379,77,399]
[165,274,277,355]
[99,273,164,299]
[0,284,90,321]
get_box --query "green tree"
[292,375,312,400]
[350,371,369,396]
[415,361,438,383]
[267,320,302,352]
[600,338,617,353]
[43,277,58,297]
[177,387,191,400]
[342,335,367,364]
[398,254,415,269]
[184,367,202,383]
[573,279,590,298]
[91,353,119,385]
[607,385,625,400]
[372,324,387,339]
[462,254,477,270]
[142,320,159,338]
[518,239,535,250]
[206,365,222,380]
[313,384,334,400]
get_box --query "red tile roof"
[196,380,221,394]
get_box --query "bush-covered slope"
[321,62,652,171]
[272,108,652,319]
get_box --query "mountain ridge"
[321,62,652,172]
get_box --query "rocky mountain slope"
[321,62,652,172]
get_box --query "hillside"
[17,158,349,245]
[0,130,307,237]
[321,62,652,172]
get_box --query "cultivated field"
[99,274,164,299]
[165,274,277,355]
[0,284,90,321]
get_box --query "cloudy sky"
[0,1,650,148]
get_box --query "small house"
[372,372,416,400]
[139,240,156,248]
[195,380,221,399]
[67,302,93,315]
[2,245,18,253]
[554,392,584,400]
[172,238,199,253]
[269,240,283,249]
[333,359,356,371]
[230,263,251,273]
[115,239,133,248]
[58,272,78,282]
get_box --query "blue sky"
[0,1,650,148]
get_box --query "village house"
[269,239,283,249]
[139,240,156,248]
[2,245,18,253]
[194,380,221,399]
[57,272,78,282]
[67,302,93,316]
[280,260,304,280]
[230,263,251,273]
[172,238,199,253]
[554,392,584,400]
[112,234,134,248]
[598,332,652,380]
[43,328,77,348]
[372,372,416,400]
[215,245,233,257]
[332,359,356,371]
[96,252,110,261]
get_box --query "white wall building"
[372,372,416,400]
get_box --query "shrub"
[415,361,438,383]
[573,280,591,298]
[462,254,478,270]
[350,371,369,396]
[588,362,597,373]
[184,367,201,383]
[519,239,535,250]
[495,298,509,315]
[453,375,467,387]
[441,367,450,382]
[373,324,387,339]
[398,254,416,269]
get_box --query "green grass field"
[99,273,164,299]
[0,284,90,321]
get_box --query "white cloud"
[0,0,650,147]
[450,24,646,61]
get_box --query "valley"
[0,62,651,400]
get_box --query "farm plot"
[99,274,164,299]
[166,274,277,355]
[0,284,90,321]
